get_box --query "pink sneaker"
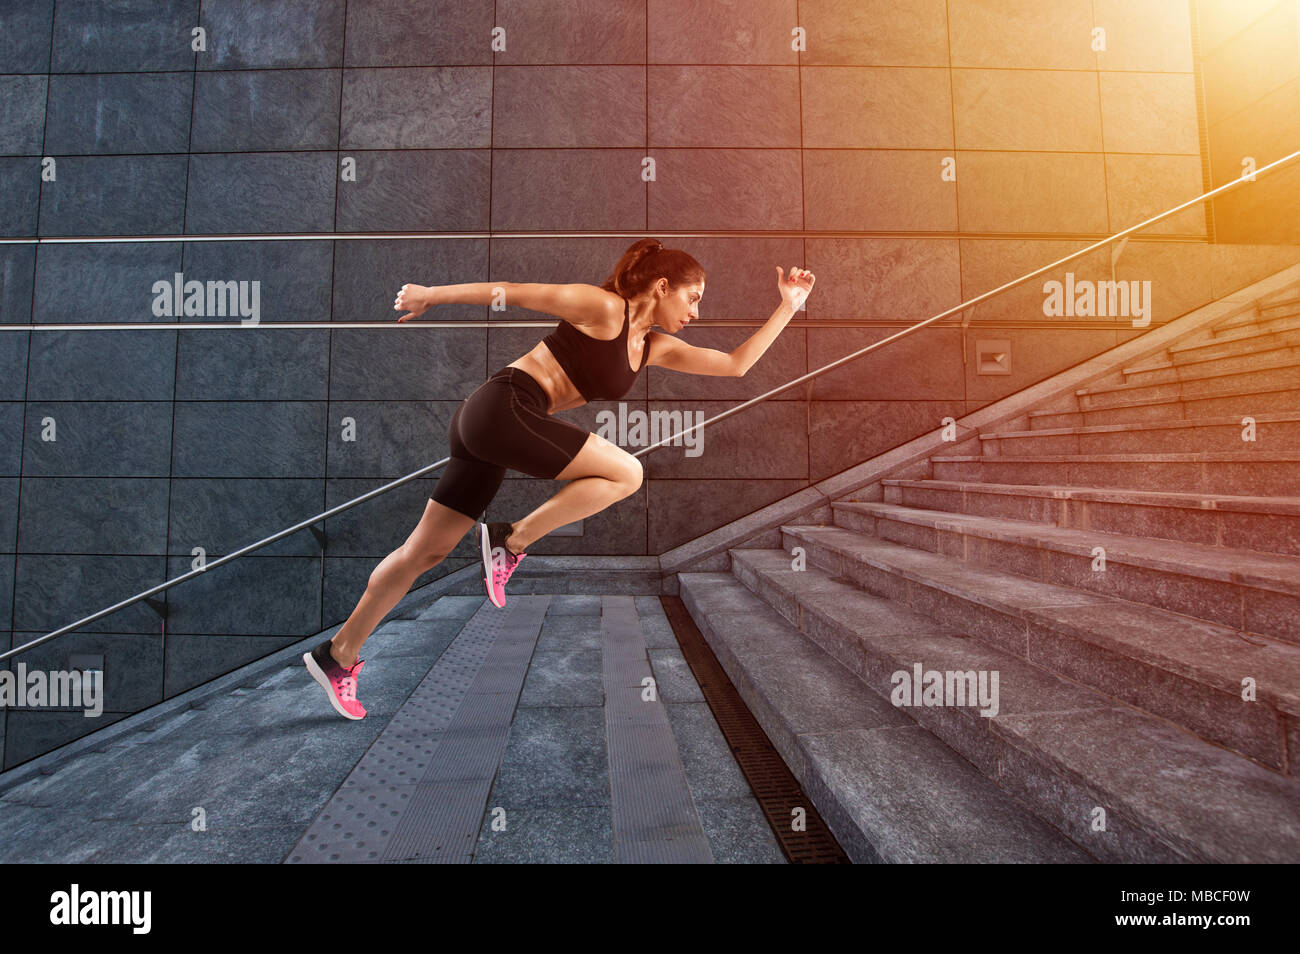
[304,640,367,720]
[480,521,526,608]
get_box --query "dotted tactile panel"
[286,596,546,863]
[600,596,714,864]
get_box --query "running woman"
[304,238,815,719]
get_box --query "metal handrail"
[0,462,451,661]
[628,148,1300,459]
[4,146,1298,663]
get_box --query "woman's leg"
[504,431,642,554]
[328,498,477,666]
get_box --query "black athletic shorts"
[430,366,591,520]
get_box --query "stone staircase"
[678,284,1300,863]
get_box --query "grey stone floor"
[0,589,786,864]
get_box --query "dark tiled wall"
[0,0,1240,767]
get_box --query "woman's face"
[657,280,704,332]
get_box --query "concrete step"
[1076,363,1300,410]
[1123,318,1300,376]
[980,413,1300,456]
[879,478,1300,557]
[1212,297,1300,334]
[833,500,1300,643]
[930,451,1300,496]
[773,525,1300,777]
[1028,385,1300,429]
[1258,294,1300,316]
[1120,342,1300,387]
[1170,317,1300,362]
[675,570,1093,863]
[706,550,1300,862]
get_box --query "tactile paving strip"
[601,596,714,864]
[285,596,547,863]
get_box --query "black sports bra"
[540,296,653,402]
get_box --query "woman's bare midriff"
[506,342,586,415]
[505,296,649,415]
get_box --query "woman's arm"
[649,333,741,376]
[428,282,509,306]
[730,266,815,376]
[395,281,610,328]
[691,267,811,379]
[395,281,508,321]
[729,299,798,377]
[649,266,815,376]
[646,301,797,377]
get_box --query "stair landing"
[0,592,784,864]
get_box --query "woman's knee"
[616,454,643,495]
[397,540,449,571]
[556,435,642,492]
